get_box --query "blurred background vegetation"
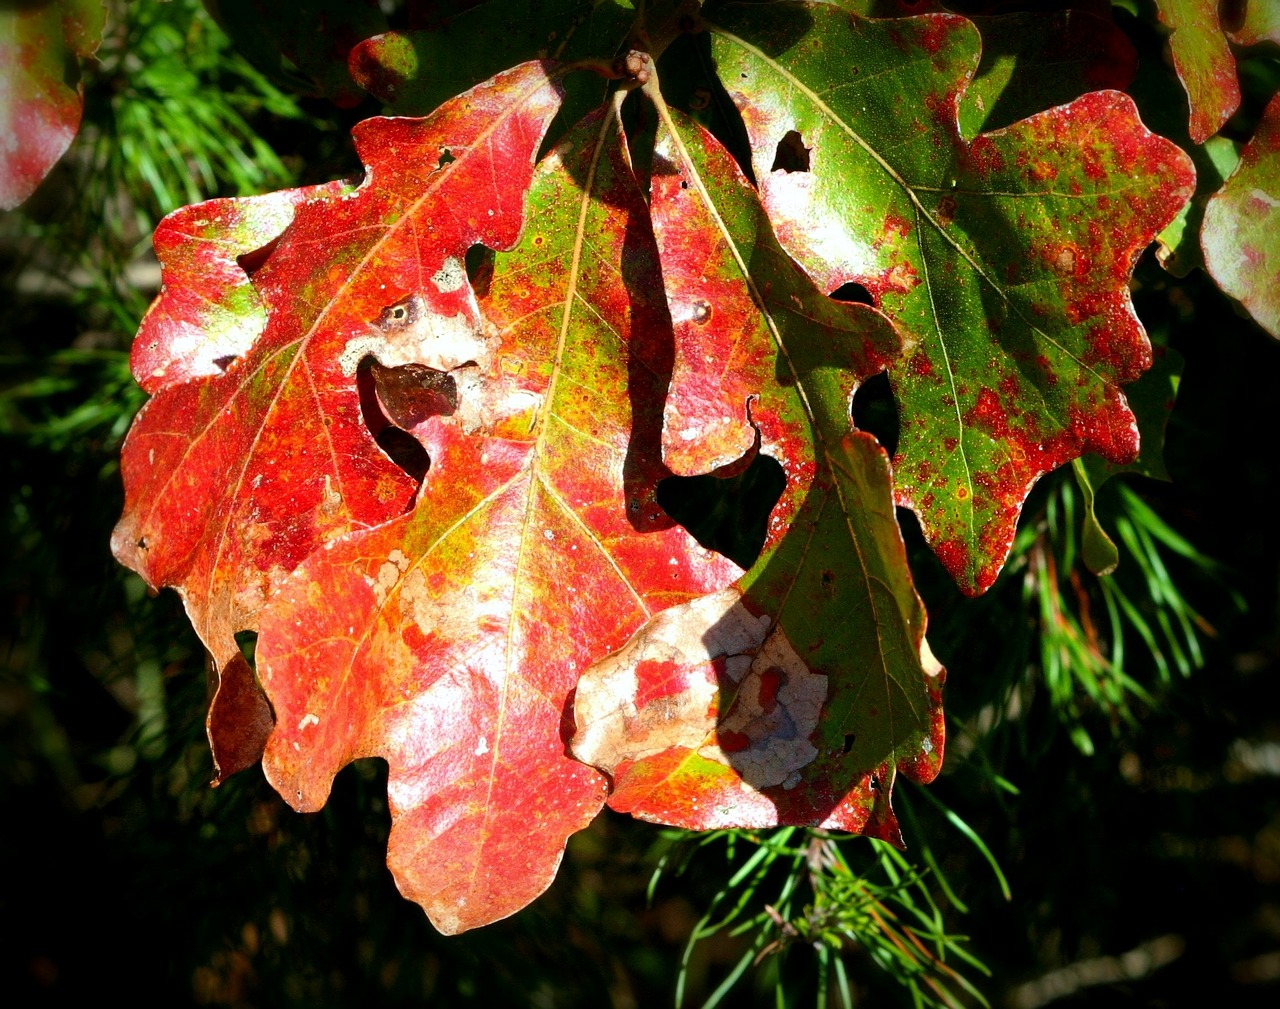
[3,1,1280,1005]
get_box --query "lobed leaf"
[257,104,739,934]
[705,2,1194,594]
[572,104,942,840]
[112,62,565,771]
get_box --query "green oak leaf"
[704,2,1194,594]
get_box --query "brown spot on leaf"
[936,195,957,226]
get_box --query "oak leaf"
[112,61,565,777]
[705,3,1194,594]
[256,103,740,934]
[572,104,941,840]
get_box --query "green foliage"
[655,825,991,1009]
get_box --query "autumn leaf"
[571,100,941,839]
[256,102,739,934]
[111,63,565,777]
[1202,91,1280,339]
[1153,0,1241,144]
[704,3,1195,594]
[1224,0,1280,47]
[0,0,106,210]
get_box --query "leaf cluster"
[3,1,1279,1006]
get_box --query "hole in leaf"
[657,452,786,569]
[356,358,435,484]
[234,630,257,668]
[438,148,456,169]
[375,428,431,482]
[680,180,689,190]
[213,355,236,373]
[384,301,411,325]
[851,373,899,457]
[842,733,856,755]
[465,243,494,298]
[829,281,874,306]
[770,130,811,173]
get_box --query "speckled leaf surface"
[0,0,106,210]
[1225,0,1280,47]
[706,3,1195,594]
[131,183,350,394]
[112,62,563,700]
[572,107,942,838]
[1154,0,1241,143]
[256,106,739,934]
[1202,92,1280,338]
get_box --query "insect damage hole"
[465,243,494,298]
[829,281,874,306]
[771,130,811,173]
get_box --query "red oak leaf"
[112,62,565,772]
[256,105,739,933]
